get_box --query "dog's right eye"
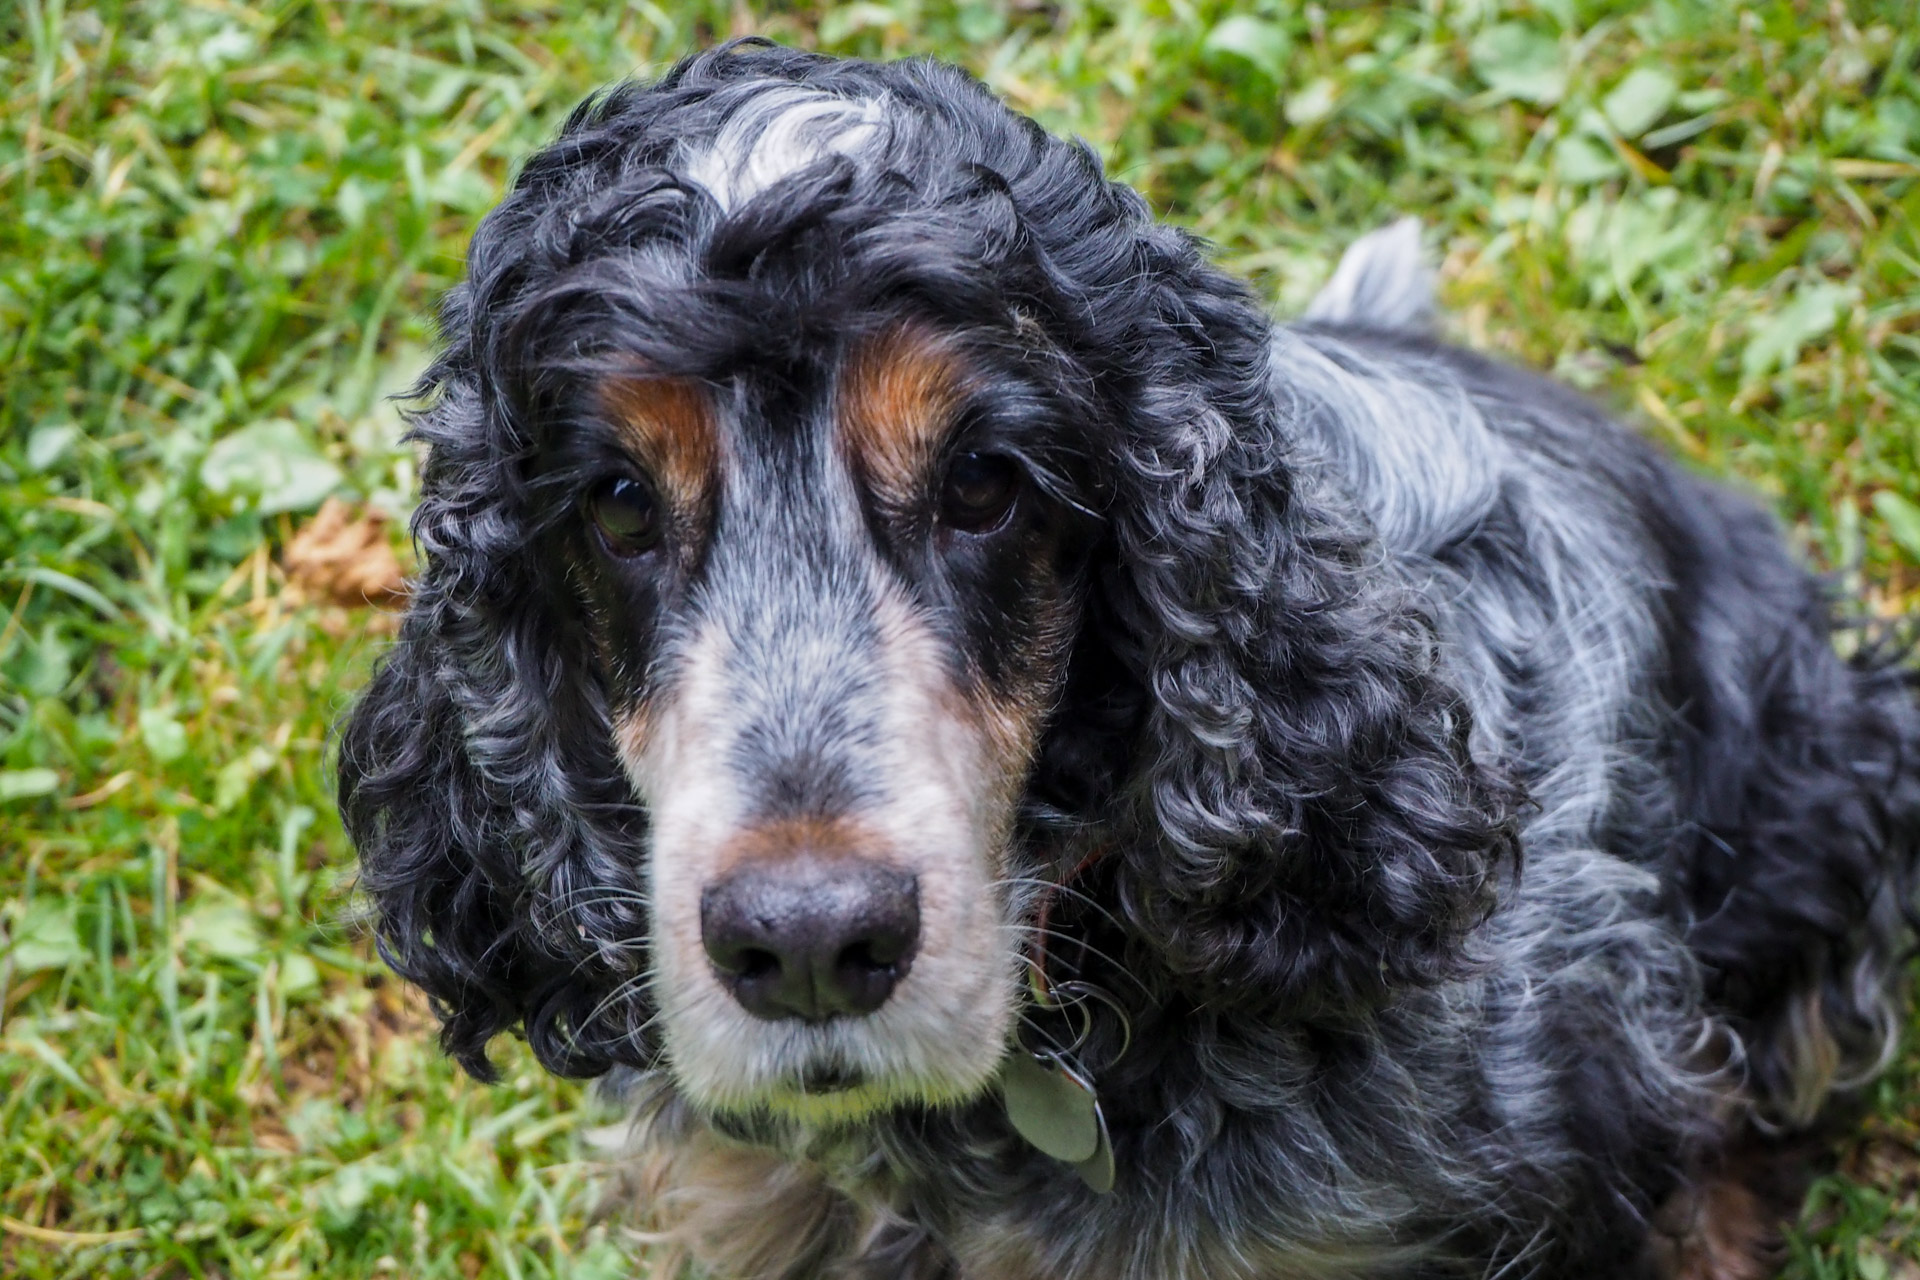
[938,451,1021,534]
[586,477,663,556]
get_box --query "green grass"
[3,1,1917,1276]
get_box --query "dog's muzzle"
[700,859,921,1022]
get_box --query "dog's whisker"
[998,922,1153,999]
[987,875,1126,930]
[543,885,654,913]
[578,971,659,1039]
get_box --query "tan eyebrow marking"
[836,325,968,510]
[596,375,720,519]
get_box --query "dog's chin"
[658,986,1015,1129]
[677,1043,1009,1128]
[750,1066,975,1126]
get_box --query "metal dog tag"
[999,1051,1115,1194]
[1072,1113,1115,1194]
[1000,1051,1100,1162]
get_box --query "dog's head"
[339,43,1508,1126]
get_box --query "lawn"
[3,1,1918,1277]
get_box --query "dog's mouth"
[797,1062,867,1095]
[701,1042,994,1127]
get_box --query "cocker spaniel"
[338,42,1920,1280]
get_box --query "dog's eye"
[938,452,1020,533]
[586,477,663,556]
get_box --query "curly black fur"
[338,42,1920,1279]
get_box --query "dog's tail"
[1302,217,1435,333]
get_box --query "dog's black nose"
[700,862,920,1022]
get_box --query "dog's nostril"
[700,861,920,1023]
[836,919,912,972]
[837,941,884,972]
[735,948,782,982]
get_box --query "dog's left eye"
[938,452,1021,534]
[586,477,663,556]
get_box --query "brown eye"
[586,477,663,556]
[938,452,1020,533]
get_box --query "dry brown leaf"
[282,498,406,608]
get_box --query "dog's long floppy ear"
[1046,216,1515,1014]
[337,287,649,1082]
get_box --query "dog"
[337,41,1920,1279]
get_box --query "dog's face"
[341,48,1505,1140]
[558,316,1092,1121]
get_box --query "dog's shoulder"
[1276,224,1673,567]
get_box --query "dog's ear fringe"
[339,363,652,1083]
[338,619,521,1082]
[1054,234,1518,1014]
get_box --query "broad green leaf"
[0,767,60,802]
[26,424,81,472]
[334,177,372,228]
[5,898,86,972]
[1603,66,1679,138]
[177,898,263,960]
[279,952,321,997]
[1204,15,1291,85]
[212,745,277,812]
[954,2,1005,43]
[138,708,189,763]
[1469,24,1564,105]
[1740,283,1852,382]
[200,419,344,516]
[317,1162,402,1231]
[1872,491,1920,563]
[1676,87,1731,112]
[818,4,900,44]
[1555,132,1622,184]
[17,622,74,697]
[1285,78,1339,126]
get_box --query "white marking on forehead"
[681,87,888,213]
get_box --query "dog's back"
[1291,229,1920,1257]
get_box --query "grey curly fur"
[338,42,1920,1279]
